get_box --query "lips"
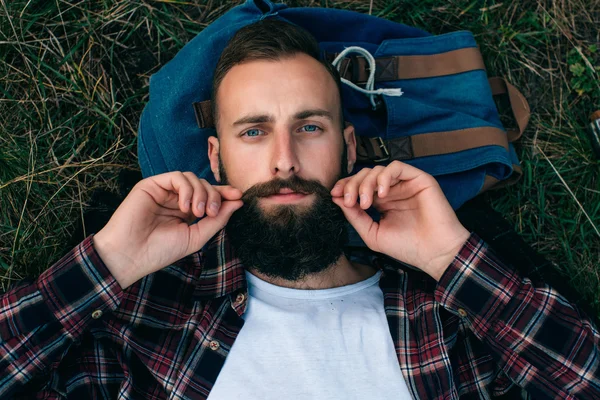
[265,188,309,196]
[277,188,296,195]
[263,188,310,203]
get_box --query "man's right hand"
[92,171,243,289]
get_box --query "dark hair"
[211,18,344,130]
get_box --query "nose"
[270,130,300,179]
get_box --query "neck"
[247,255,378,290]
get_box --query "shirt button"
[458,308,468,318]
[209,340,220,351]
[91,310,103,319]
[235,293,245,305]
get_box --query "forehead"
[217,53,341,127]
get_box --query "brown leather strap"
[356,127,509,163]
[192,100,214,129]
[326,47,486,83]
[488,77,530,142]
[412,127,508,157]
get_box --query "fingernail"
[210,202,220,212]
[360,193,367,204]
[378,186,384,195]
[197,202,205,211]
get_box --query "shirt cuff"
[434,233,521,339]
[37,234,123,340]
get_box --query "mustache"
[241,176,332,203]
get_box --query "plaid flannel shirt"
[1,230,599,399]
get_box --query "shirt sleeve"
[435,233,600,399]
[0,234,123,397]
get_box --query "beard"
[220,152,349,282]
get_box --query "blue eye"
[298,125,321,133]
[244,129,263,137]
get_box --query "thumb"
[187,200,243,253]
[332,197,378,249]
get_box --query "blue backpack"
[137,0,530,210]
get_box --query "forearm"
[435,233,600,398]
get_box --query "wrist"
[92,230,136,289]
[424,229,471,281]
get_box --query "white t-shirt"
[207,269,413,399]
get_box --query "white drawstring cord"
[331,46,404,109]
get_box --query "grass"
[1,0,599,316]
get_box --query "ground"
[1,0,599,317]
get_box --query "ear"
[207,136,221,183]
[343,122,357,174]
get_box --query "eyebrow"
[293,109,334,121]
[232,114,274,126]
[232,109,334,126]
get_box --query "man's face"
[207,53,357,281]
[208,53,356,210]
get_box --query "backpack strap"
[325,47,486,82]
[355,127,508,163]
[488,77,530,142]
[192,101,214,130]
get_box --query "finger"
[213,185,243,201]
[151,203,194,221]
[357,166,384,209]
[384,161,440,198]
[330,177,351,197]
[375,168,393,198]
[371,159,439,201]
[341,168,371,207]
[183,172,208,218]
[187,200,244,252]
[174,172,194,213]
[147,171,194,213]
[332,197,379,249]
[200,180,223,218]
[377,175,435,204]
[386,160,429,184]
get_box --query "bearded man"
[1,19,599,400]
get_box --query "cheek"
[301,145,343,187]
[220,147,270,190]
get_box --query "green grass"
[1,0,599,315]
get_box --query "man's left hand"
[331,161,470,281]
